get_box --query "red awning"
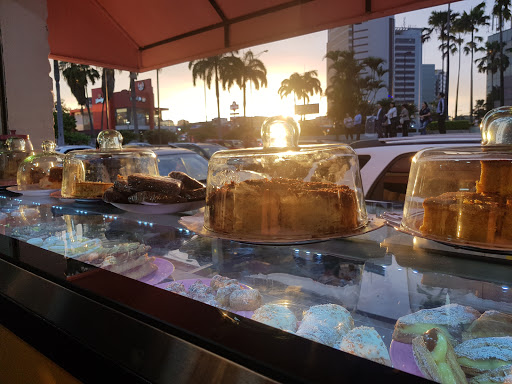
[47,0,456,72]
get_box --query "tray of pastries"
[103,171,205,214]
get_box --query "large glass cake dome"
[401,107,512,249]
[17,140,65,190]
[204,116,368,241]
[0,136,34,186]
[61,130,158,199]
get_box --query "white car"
[55,145,94,154]
[352,134,481,203]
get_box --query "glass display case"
[16,140,64,191]
[205,116,367,241]
[402,107,512,252]
[0,135,34,186]
[61,130,158,199]
[0,190,510,383]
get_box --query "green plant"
[427,120,471,131]
[53,111,90,145]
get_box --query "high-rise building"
[435,70,445,97]
[326,17,395,103]
[487,29,512,107]
[393,27,422,109]
[421,64,436,104]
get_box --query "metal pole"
[157,69,161,144]
[54,60,65,146]
[403,54,406,102]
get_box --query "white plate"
[179,212,385,244]
[110,200,205,214]
[7,186,60,196]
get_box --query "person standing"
[343,113,354,141]
[386,102,398,137]
[353,110,362,141]
[436,92,446,134]
[375,103,385,138]
[400,104,410,137]
[419,101,431,135]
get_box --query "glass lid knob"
[6,137,26,151]
[481,106,512,145]
[42,140,56,153]
[261,116,300,149]
[97,130,123,149]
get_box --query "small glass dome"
[0,136,34,185]
[204,116,368,241]
[61,130,159,199]
[401,107,512,249]
[17,141,65,190]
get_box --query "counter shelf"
[0,192,510,383]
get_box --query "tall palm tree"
[324,50,364,122]
[457,2,490,121]
[361,56,388,104]
[476,41,502,108]
[59,62,100,137]
[222,50,268,117]
[188,53,235,137]
[278,70,322,119]
[423,9,459,114]
[493,0,512,106]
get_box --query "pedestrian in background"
[436,92,446,134]
[419,101,431,135]
[343,113,354,141]
[353,110,362,141]
[386,102,398,137]
[400,104,410,137]
[375,103,386,138]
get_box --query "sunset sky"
[51,0,495,125]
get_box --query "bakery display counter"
[0,191,511,383]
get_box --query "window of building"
[116,108,129,125]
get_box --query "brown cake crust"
[128,173,182,194]
[128,191,187,204]
[206,177,360,238]
[169,171,205,190]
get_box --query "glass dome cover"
[17,140,65,190]
[204,116,368,241]
[0,136,34,185]
[401,107,512,250]
[61,130,158,199]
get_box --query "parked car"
[55,145,94,154]
[168,142,227,159]
[124,142,153,148]
[152,147,209,182]
[352,134,481,203]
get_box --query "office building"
[487,28,512,107]
[421,64,436,104]
[393,27,422,108]
[326,17,395,103]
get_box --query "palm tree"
[361,56,388,104]
[278,70,322,119]
[451,17,466,119]
[324,50,364,123]
[222,50,268,117]
[457,2,490,121]
[423,9,459,113]
[188,53,235,137]
[493,0,512,106]
[476,41,502,108]
[59,62,100,137]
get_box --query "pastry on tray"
[251,304,298,333]
[412,327,467,384]
[103,172,206,205]
[468,365,512,384]
[296,304,354,348]
[454,337,512,376]
[463,311,512,341]
[392,304,480,345]
[340,326,391,367]
[74,181,114,198]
